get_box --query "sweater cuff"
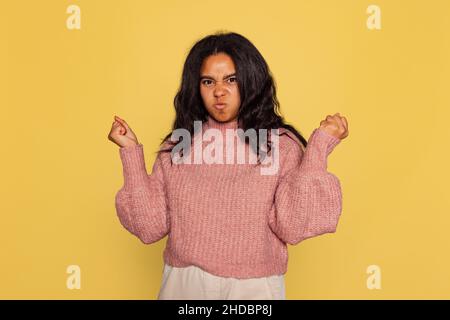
[299,128,341,172]
[119,143,149,190]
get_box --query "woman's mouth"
[214,103,227,110]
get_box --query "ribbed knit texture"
[115,115,343,279]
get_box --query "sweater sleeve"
[268,128,343,245]
[114,143,169,244]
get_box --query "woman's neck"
[204,115,239,131]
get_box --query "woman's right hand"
[108,115,140,148]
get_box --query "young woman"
[108,32,349,300]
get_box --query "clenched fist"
[318,113,349,140]
[107,115,140,148]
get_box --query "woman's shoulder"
[275,127,306,154]
[153,138,177,166]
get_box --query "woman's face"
[199,53,241,123]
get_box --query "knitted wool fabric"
[115,115,343,279]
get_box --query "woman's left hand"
[318,113,349,140]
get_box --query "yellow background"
[1,0,449,299]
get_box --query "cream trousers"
[157,264,286,300]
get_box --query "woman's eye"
[201,78,236,86]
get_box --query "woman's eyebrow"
[200,73,236,80]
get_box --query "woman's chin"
[216,115,236,123]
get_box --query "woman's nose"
[214,83,227,97]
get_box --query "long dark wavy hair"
[158,31,308,163]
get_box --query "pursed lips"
[213,102,227,110]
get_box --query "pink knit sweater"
[115,115,343,279]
